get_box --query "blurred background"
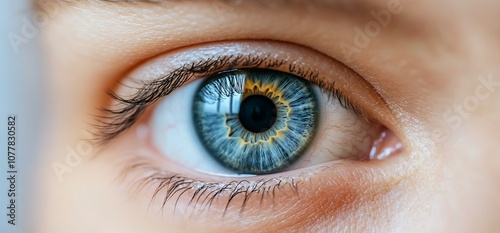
[1,1,45,232]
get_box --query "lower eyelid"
[102,106,414,230]
[96,40,410,228]
[115,151,408,231]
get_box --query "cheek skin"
[92,119,419,233]
[421,103,500,232]
[38,1,500,232]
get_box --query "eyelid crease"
[95,54,365,144]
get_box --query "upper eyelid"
[93,40,394,145]
[95,54,323,144]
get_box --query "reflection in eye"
[99,41,403,215]
[149,67,390,176]
[193,69,318,174]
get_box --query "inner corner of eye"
[149,68,403,177]
[366,127,404,162]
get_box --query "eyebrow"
[98,0,361,5]
[106,0,383,9]
[40,0,385,14]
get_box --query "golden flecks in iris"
[238,128,289,145]
[223,114,234,138]
[275,130,284,138]
[221,78,293,145]
[221,75,315,146]
[243,79,291,109]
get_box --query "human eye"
[95,40,404,218]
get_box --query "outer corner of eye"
[147,67,404,178]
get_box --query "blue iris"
[193,69,318,174]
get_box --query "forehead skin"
[35,0,500,232]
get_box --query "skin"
[36,0,500,232]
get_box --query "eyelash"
[96,54,364,144]
[122,159,332,216]
[98,53,368,215]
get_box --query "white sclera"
[150,79,253,177]
[150,78,377,177]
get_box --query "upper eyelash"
[197,69,246,102]
[100,54,369,216]
[95,54,363,144]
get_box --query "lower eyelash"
[120,160,329,217]
[103,54,372,216]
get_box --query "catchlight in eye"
[193,69,318,175]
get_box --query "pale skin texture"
[37,0,500,232]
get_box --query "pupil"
[239,95,277,133]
